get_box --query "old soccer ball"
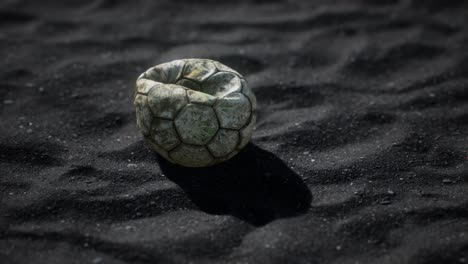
[134,58,257,167]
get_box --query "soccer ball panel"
[176,78,200,91]
[238,112,256,150]
[241,79,257,111]
[207,129,239,158]
[148,84,187,119]
[144,66,166,83]
[146,60,185,84]
[174,104,219,145]
[151,119,180,151]
[169,144,213,167]
[214,92,251,130]
[136,78,161,95]
[134,94,152,136]
[202,72,241,97]
[187,90,217,106]
[183,59,217,83]
[212,61,242,77]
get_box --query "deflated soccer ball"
[134,59,257,167]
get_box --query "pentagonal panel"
[174,104,219,145]
[169,144,213,167]
[241,79,257,111]
[212,61,242,77]
[202,72,241,97]
[151,119,180,151]
[144,137,174,163]
[186,90,217,106]
[147,84,187,119]
[238,112,256,150]
[183,59,217,83]
[214,93,251,130]
[207,129,239,158]
[176,78,200,91]
[134,94,153,136]
[145,60,185,83]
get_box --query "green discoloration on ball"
[135,58,256,167]
[214,92,251,130]
[174,104,218,145]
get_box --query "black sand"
[1,0,467,263]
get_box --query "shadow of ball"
[158,143,312,226]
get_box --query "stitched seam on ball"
[188,99,215,107]
[234,130,243,151]
[184,76,203,85]
[215,92,252,130]
[167,138,181,152]
[167,144,181,161]
[207,105,221,145]
[185,61,217,84]
[170,90,189,121]
[218,147,239,160]
[212,130,240,159]
[172,115,185,146]
[177,142,209,147]
[174,60,187,84]
[177,78,201,91]
[153,116,173,121]
[204,145,216,160]
[136,82,160,96]
[212,61,242,78]
[239,92,255,130]
[149,118,180,151]
[206,128,221,154]
[144,84,178,120]
[172,109,215,146]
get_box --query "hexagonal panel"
[214,93,251,129]
[212,61,242,77]
[207,129,239,158]
[134,94,153,136]
[241,79,257,111]
[174,104,219,145]
[186,90,217,106]
[147,84,187,119]
[202,72,241,97]
[169,144,213,167]
[183,59,217,83]
[146,59,185,83]
[151,119,180,151]
[238,112,256,149]
[176,78,200,91]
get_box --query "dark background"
[1,0,467,263]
